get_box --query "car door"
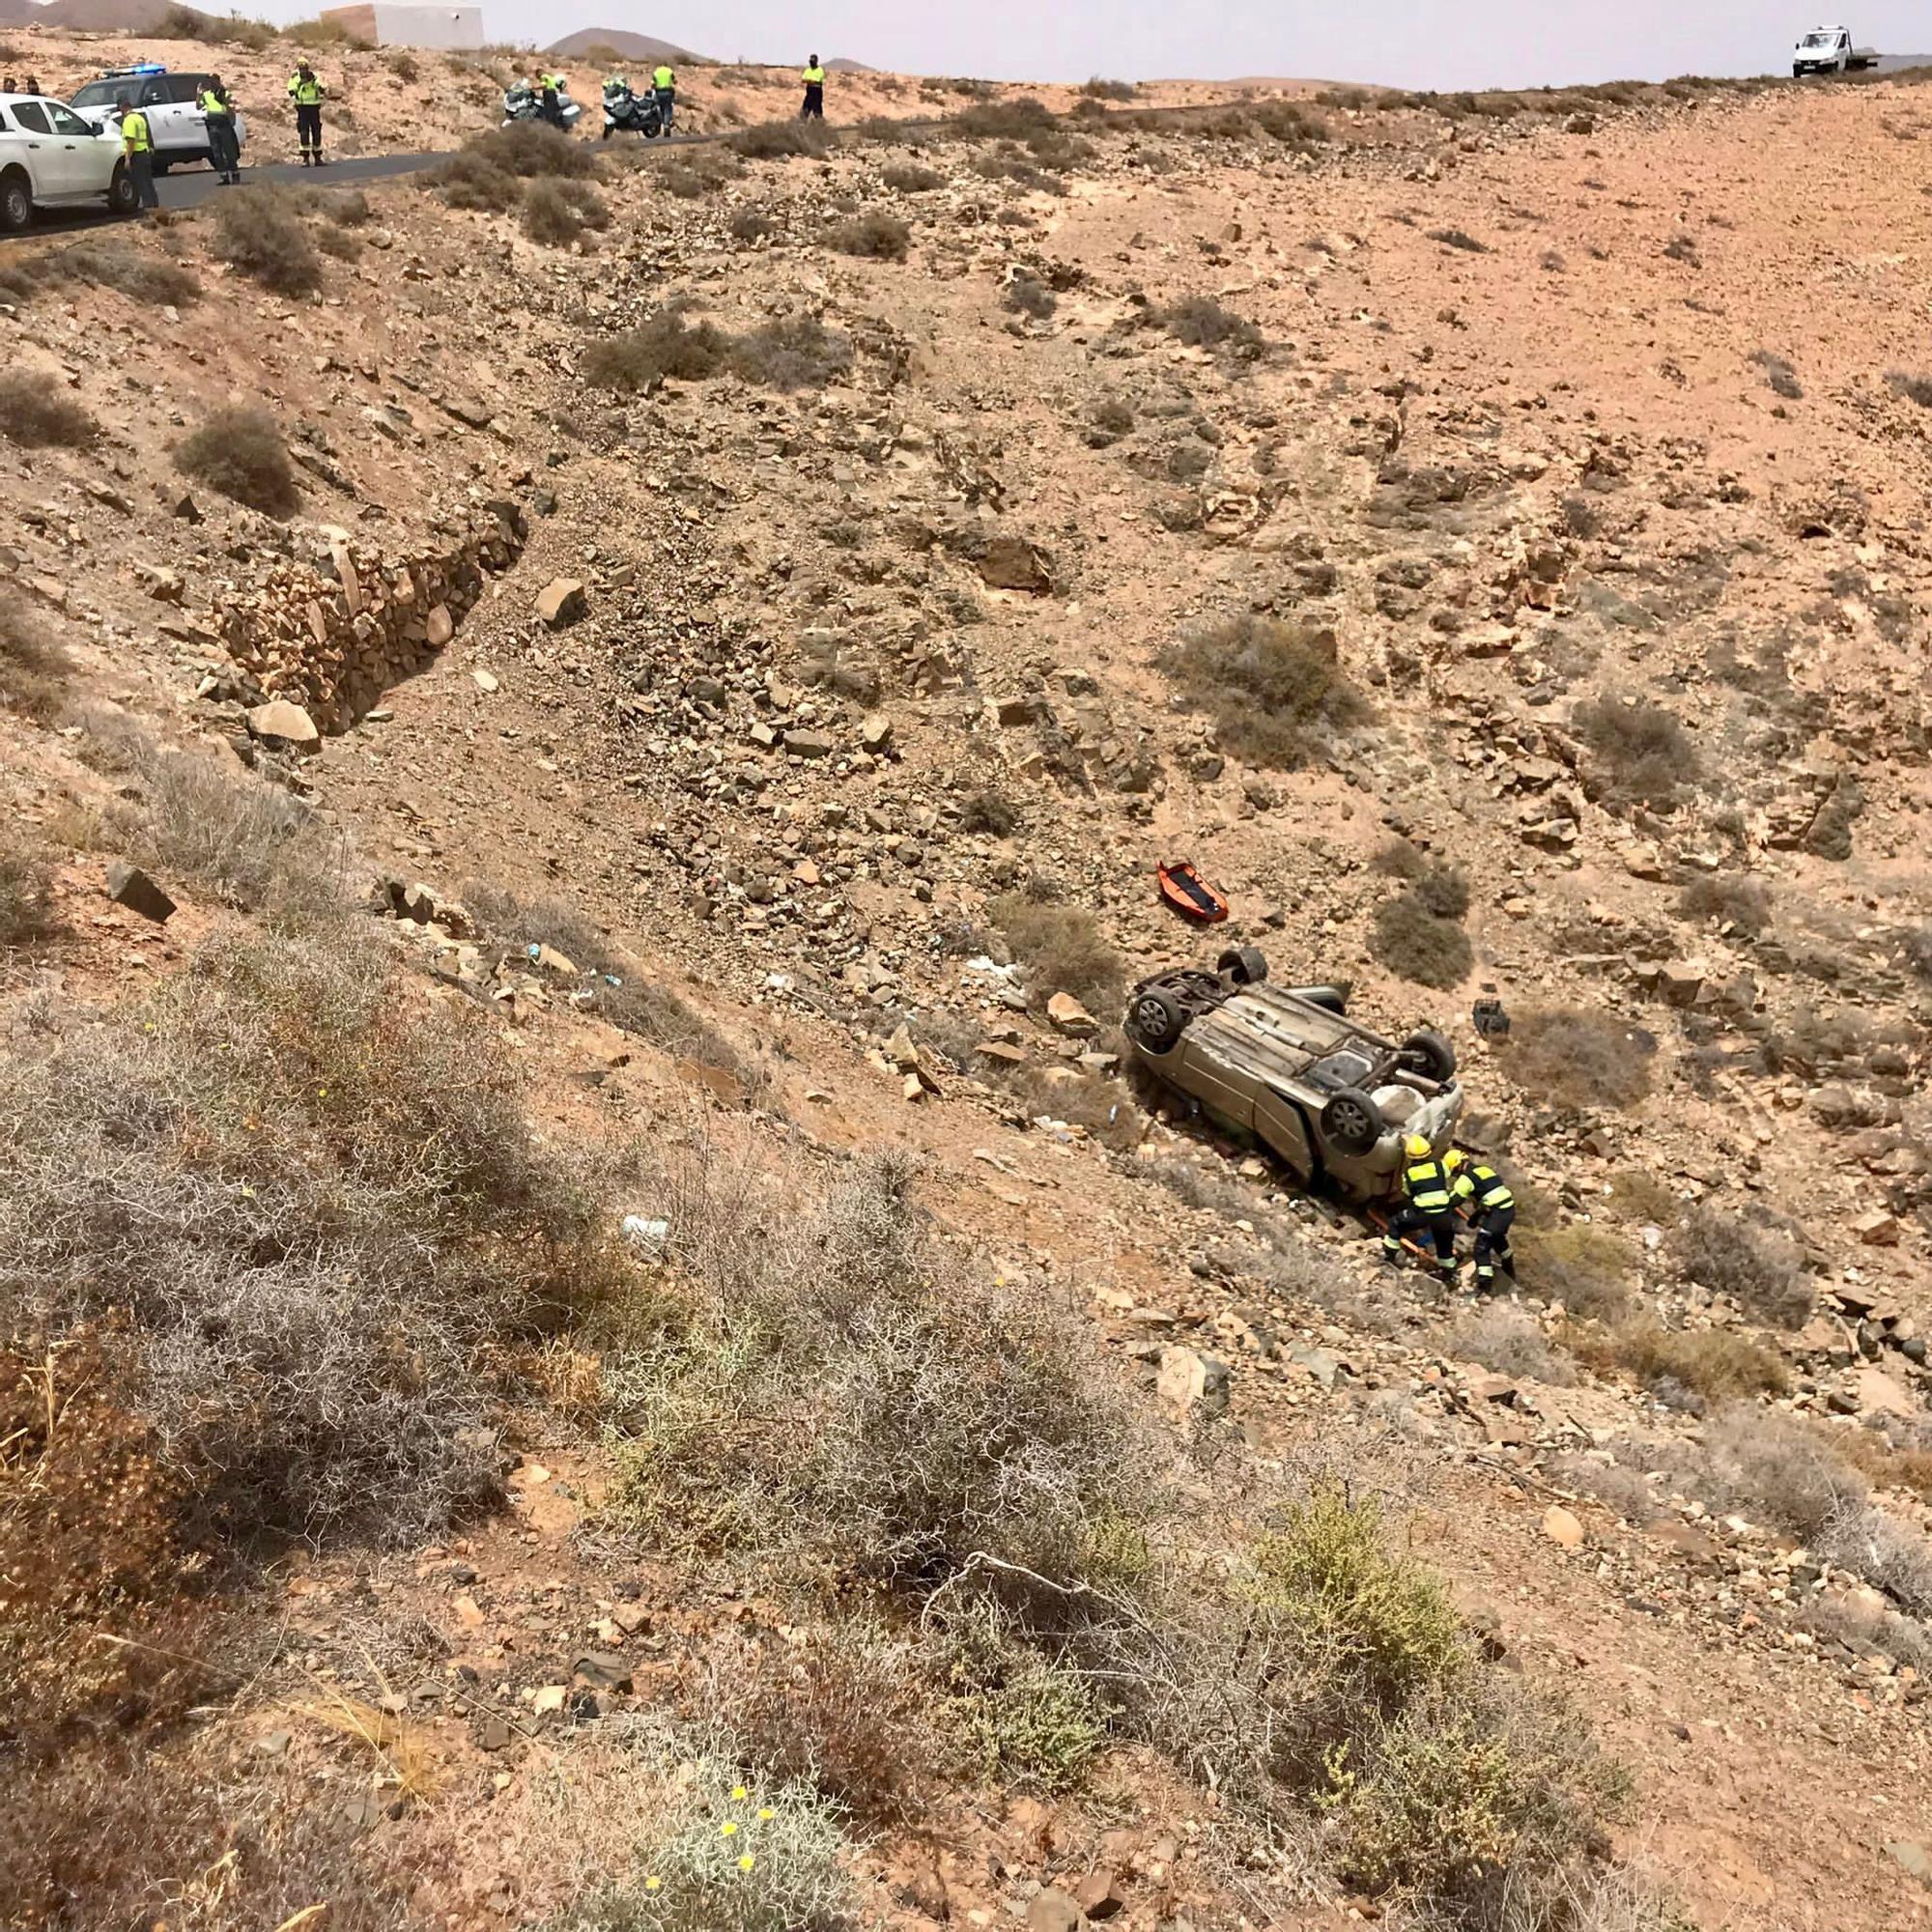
[46,99,116,196]
[1254,1087,1318,1184]
[8,99,81,197]
[134,74,178,156]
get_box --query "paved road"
[155,149,451,209]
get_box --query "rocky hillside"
[3,60,1932,1932]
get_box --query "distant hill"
[824,57,874,73]
[545,27,700,63]
[0,0,199,27]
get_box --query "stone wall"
[213,498,526,734]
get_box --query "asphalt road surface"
[156,149,450,209]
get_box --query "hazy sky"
[263,1,1932,86]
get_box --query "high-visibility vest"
[1402,1156,1453,1213]
[802,65,826,83]
[653,65,673,89]
[288,72,325,103]
[199,88,230,118]
[120,109,152,153]
[1454,1163,1516,1212]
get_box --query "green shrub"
[1159,614,1368,770]
[173,406,299,519]
[947,1610,1103,1793]
[210,186,322,296]
[989,893,1122,1009]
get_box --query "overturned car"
[1125,948,1463,1205]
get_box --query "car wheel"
[1401,1028,1457,1084]
[1216,945,1267,986]
[106,163,139,217]
[1321,1086,1384,1156]
[0,170,32,234]
[1127,985,1187,1055]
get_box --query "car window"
[46,102,95,136]
[166,76,204,103]
[69,79,123,108]
[139,79,168,105]
[12,101,50,134]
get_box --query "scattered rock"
[246,698,320,750]
[1541,1505,1586,1550]
[1027,1889,1083,1932]
[1072,1869,1125,1919]
[1046,992,1098,1037]
[1157,1347,1230,1419]
[105,862,175,924]
[1853,1210,1900,1248]
[1889,1842,1932,1889]
[860,711,894,752]
[535,578,587,629]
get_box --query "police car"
[0,88,135,230]
[67,63,248,174]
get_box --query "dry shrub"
[0,926,623,1548]
[1886,370,1932,409]
[959,786,1018,836]
[1572,696,1698,809]
[1692,1409,1865,1537]
[727,204,774,240]
[1820,1503,1932,1616]
[1159,613,1369,770]
[143,750,343,923]
[1522,1222,1636,1320]
[523,175,611,243]
[1446,1307,1577,1386]
[1081,75,1136,99]
[1751,350,1803,400]
[0,827,57,947]
[173,405,300,518]
[1372,839,1470,917]
[0,371,98,449]
[0,606,69,724]
[1091,393,1134,435]
[1371,891,1472,989]
[658,150,744,198]
[326,186,374,226]
[1153,293,1262,355]
[1678,871,1771,933]
[595,1152,1153,1621]
[313,222,361,261]
[952,98,1055,139]
[1583,1321,1788,1405]
[1673,1205,1810,1327]
[1428,226,1491,252]
[705,1620,940,1824]
[730,314,853,390]
[882,161,945,190]
[210,186,322,296]
[730,117,833,158]
[990,892,1122,1009]
[465,119,597,178]
[1004,272,1056,318]
[827,210,910,259]
[1502,1007,1654,1112]
[583,310,729,390]
[428,148,520,211]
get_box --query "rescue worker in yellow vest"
[651,62,675,129]
[117,94,158,211]
[801,55,826,120]
[1382,1134,1459,1281]
[538,69,568,129]
[1447,1150,1517,1290]
[200,74,240,185]
[288,60,326,164]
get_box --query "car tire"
[0,169,32,233]
[1401,1028,1457,1084]
[1126,985,1187,1055]
[106,163,139,218]
[1216,945,1267,986]
[1321,1087,1384,1156]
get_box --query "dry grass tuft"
[0,828,58,948]
[990,893,1123,1009]
[1152,293,1262,354]
[210,186,323,297]
[1674,1205,1810,1327]
[0,371,98,449]
[1502,1007,1654,1112]
[1573,696,1698,809]
[523,175,611,243]
[0,606,71,723]
[827,210,910,259]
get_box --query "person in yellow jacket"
[287,59,326,165]
[199,74,240,185]
[116,94,157,211]
[1447,1150,1517,1290]
[651,61,675,129]
[800,54,826,120]
[1381,1134,1459,1282]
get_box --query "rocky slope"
[4,56,1932,1932]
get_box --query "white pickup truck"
[1792,25,1880,76]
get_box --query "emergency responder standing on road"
[288,59,326,164]
[1447,1150,1517,1291]
[801,54,826,119]
[652,60,675,129]
[200,74,240,185]
[1383,1134,1460,1283]
[117,93,157,211]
